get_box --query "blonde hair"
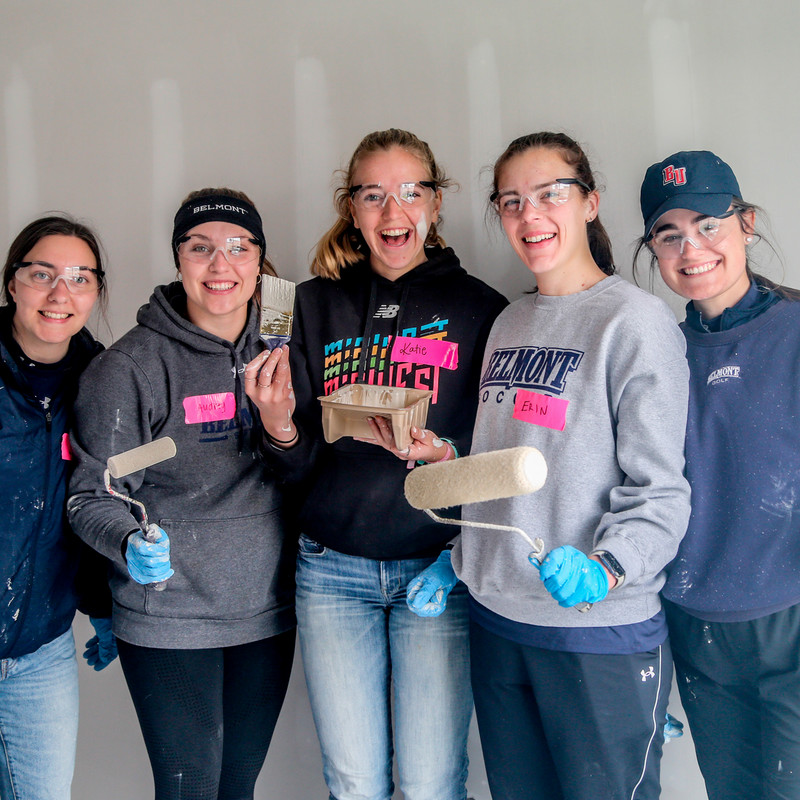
[311,130,454,279]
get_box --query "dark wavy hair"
[489,131,615,275]
[2,214,108,318]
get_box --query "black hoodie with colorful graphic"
[279,246,507,560]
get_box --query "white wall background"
[3,1,798,797]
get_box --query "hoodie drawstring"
[356,277,409,386]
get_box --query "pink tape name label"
[513,389,568,431]
[391,336,459,370]
[183,392,236,424]
[61,433,73,461]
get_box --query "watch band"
[592,550,626,589]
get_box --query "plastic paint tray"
[319,384,433,450]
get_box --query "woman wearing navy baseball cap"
[636,151,800,799]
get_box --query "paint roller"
[103,437,177,591]
[405,446,592,612]
[404,446,548,560]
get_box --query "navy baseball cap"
[640,150,741,239]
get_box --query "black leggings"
[117,629,295,800]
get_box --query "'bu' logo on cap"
[662,165,687,186]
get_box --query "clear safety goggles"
[12,262,102,294]
[349,181,437,211]
[492,178,591,217]
[649,210,737,257]
[176,235,261,266]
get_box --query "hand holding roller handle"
[404,449,604,613]
[125,524,174,585]
[536,545,609,608]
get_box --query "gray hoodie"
[453,276,691,630]
[68,283,295,648]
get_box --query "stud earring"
[745,236,753,243]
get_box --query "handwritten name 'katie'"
[391,336,458,370]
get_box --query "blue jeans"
[296,535,472,800]
[0,628,79,800]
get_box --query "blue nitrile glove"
[538,545,609,608]
[83,616,118,671]
[406,549,458,617]
[125,524,174,585]
[664,712,684,742]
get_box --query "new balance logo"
[374,304,400,319]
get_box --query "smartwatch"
[592,550,625,589]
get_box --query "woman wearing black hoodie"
[250,129,507,800]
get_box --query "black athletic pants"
[667,601,800,800]
[470,619,670,800]
[117,629,295,800]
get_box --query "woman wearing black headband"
[68,189,295,800]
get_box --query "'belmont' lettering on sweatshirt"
[480,346,583,395]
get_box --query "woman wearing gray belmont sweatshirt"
[421,133,691,800]
[68,189,295,800]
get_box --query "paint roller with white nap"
[106,437,177,479]
[103,437,177,590]
[404,446,548,561]
[404,446,593,612]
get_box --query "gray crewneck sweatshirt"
[453,276,691,629]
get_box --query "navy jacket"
[0,307,109,659]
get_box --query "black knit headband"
[172,194,265,254]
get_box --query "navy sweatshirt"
[663,281,800,621]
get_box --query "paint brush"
[260,275,295,349]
